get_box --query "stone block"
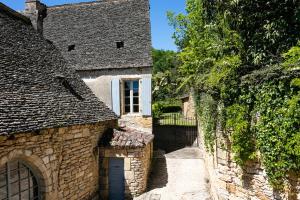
[125,158,131,171]
[74,132,83,138]
[59,128,66,135]
[24,150,32,156]
[82,128,90,137]
[45,148,54,155]
[125,171,134,180]
[43,156,50,164]
[226,183,237,194]
[255,192,269,200]
[65,134,74,140]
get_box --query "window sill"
[121,113,142,117]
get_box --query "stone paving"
[135,148,212,200]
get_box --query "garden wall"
[199,119,300,200]
[199,120,300,200]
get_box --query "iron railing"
[154,113,197,126]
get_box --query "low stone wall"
[0,120,116,200]
[99,143,153,199]
[119,115,152,134]
[199,123,300,200]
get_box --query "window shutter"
[142,77,152,116]
[111,78,120,116]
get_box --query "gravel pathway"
[135,148,212,200]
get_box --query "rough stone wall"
[119,115,152,134]
[0,121,116,200]
[183,96,196,119]
[198,120,300,200]
[99,143,153,200]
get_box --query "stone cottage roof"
[43,0,152,71]
[99,128,154,148]
[0,3,117,135]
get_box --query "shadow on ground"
[147,150,168,190]
[165,148,203,159]
[135,148,211,200]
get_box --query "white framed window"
[124,80,140,114]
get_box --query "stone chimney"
[24,0,47,35]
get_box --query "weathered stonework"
[198,118,300,200]
[119,115,152,134]
[0,121,116,200]
[182,93,196,119]
[99,143,153,200]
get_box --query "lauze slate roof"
[0,3,117,136]
[43,0,152,70]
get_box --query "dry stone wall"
[199,122,300,200]
[0,120,116,200]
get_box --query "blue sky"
[0,0,186,51]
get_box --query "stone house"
[0,2,117,199]
[180,92,196,119]
[0,2,153,200]
[41,0,153,134]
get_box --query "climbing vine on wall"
[254,77,300,187]
[169,0,300,188]
[224,73,300,187]
[196,93,217,152]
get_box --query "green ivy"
[222,76,300,188]
[169,0,300,189]
[225,104,256,166]
[195,67,300,188]
[253,79,300,188]
[196,93,217,152]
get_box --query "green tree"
[152,49,180,101]
[168,0,300,187]
[231,0,300,68]
[168,0,241,95]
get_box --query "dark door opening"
[109,158,125,200]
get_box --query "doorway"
[108,158,125,200]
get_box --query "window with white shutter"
[124,80,140,114]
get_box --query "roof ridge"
[47,0,128,9]
[0,3,31,24]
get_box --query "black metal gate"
[153,113,198,153]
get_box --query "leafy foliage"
[282,41,300,70]
[168,0,242,95]
[196,93,217,152]
[231,0,300,67]
[169,0,300,188]
[253,79,300,187]
[152,49,181,102]
[225,104,256,166]
[152,100,182,118]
